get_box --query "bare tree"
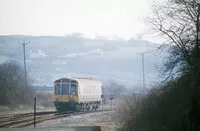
[146,0,200,81]
[0,61,33,105]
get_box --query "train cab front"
[53,78,78,112]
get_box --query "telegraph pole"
[18,41,30,83]
[142,53,145,92]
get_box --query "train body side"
[76,78,102,103]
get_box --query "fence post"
[34,97,36,127]
[101,95,104,115]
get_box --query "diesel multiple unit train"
[53,77,102,111]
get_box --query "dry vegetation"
[114,74,193,131]
[35,92,54,108]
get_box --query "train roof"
[54,78,77,83]
[54,77,102,87]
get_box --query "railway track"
[0,109,110,128]
[0,111,57,128]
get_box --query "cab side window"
[55,84,60,95]
[70,84,77,95]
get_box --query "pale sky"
[0,0,155,40]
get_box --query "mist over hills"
[0,34,165,89]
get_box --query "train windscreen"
[62,84,69,95]
[55,83,77,95]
